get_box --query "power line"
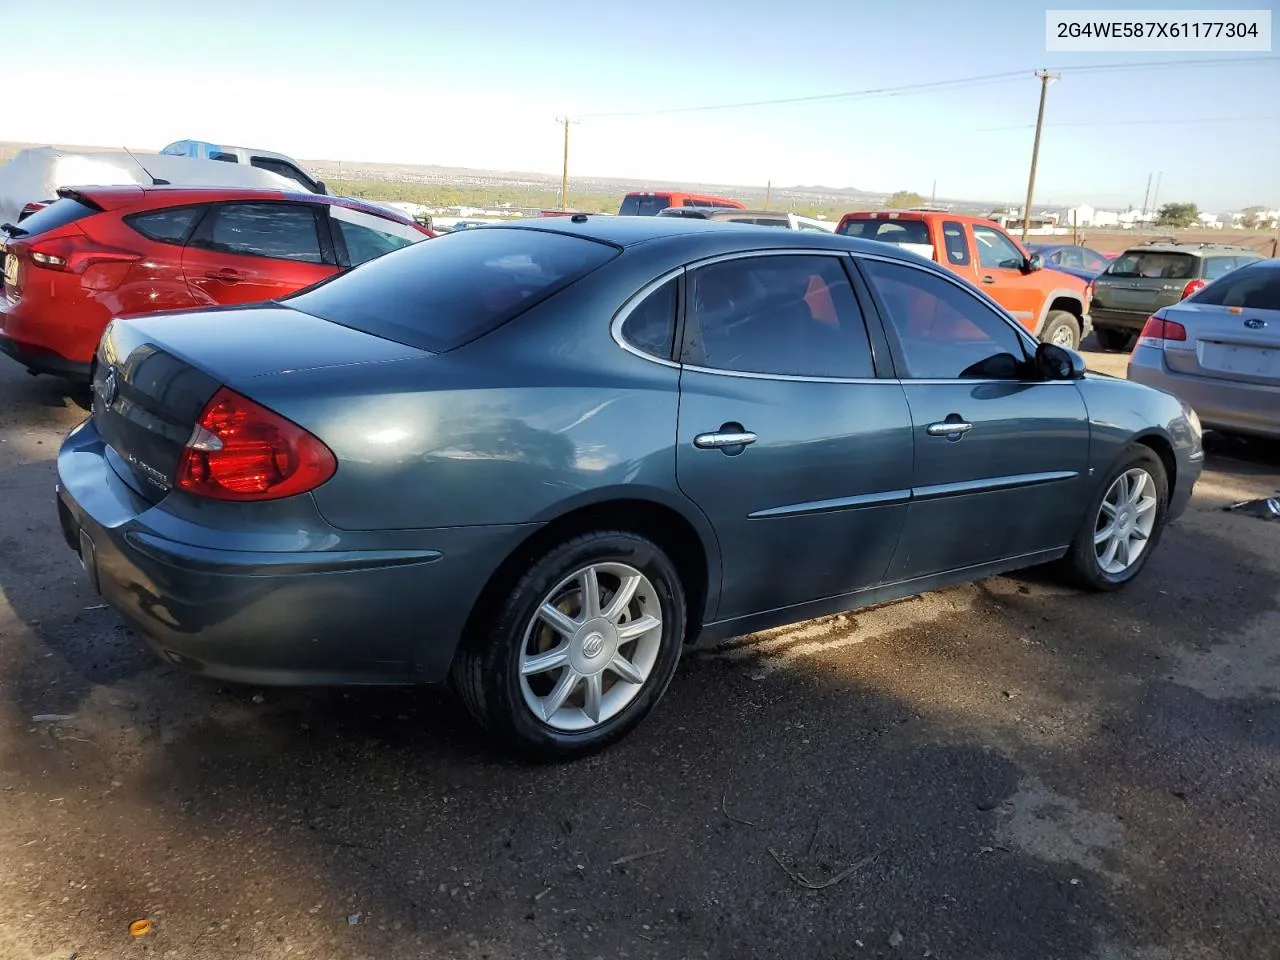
[574,55,1278,120]
[976,115,1278,132]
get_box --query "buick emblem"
[100,368,118,406]
[1244,318,1266,330]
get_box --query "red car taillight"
[28,235,141,274]
[1137,315,1187,348]
[176,387,337,502]
[1180,279,1207,300]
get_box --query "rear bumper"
[1128,345,1280,441]
[56,419,532,686]
[0,332,92,380]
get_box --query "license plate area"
[3,252,18,289]
[1201,341,1280,378]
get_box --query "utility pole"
[1141,172,1153,221]
[930,179,937,208]
[1149,171,1163,229]
[1021,69,1060,244]
[555,117,577,211]
[765,180,772,208]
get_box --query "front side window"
[194,203,324,263]
[971,225,1025,270]
[251,157,316,192]
[683,255,875,379]
[329,206,425,266]
[862,258,1028,380]
[619,278,677,359]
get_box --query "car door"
[674,252,914,622]
[181,201,339,306]
[970,223,1042,329]
[855,255,1091,581]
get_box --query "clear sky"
[6,0,1278,211]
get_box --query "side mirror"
[1036,341,1086,380]
[1025,252,1044,272]
[314,181,328,196]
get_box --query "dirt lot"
[1064,229,1277,258]
[1,345,1278,960]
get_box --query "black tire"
[1040,310,1081,350]
[1093,327,1131,352]
[453,530,687,761]
[1062,444,1169,592]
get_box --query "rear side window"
[620,278,678,359]
[125,206,203,244]
[193,202,324,263]
[1105,251,1196,280]
[1202,256,1241,281]
[1191,263,1280,310]
[619,195,671,216]
[683,255,875,378]
[7,197,98,237]
[941,221,970,265]
[285,227,620,353]
[251,156,317,192]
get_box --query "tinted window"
[251,156,316,191]
[863,258,1027,380]
[942,221,970,266]
[620,278,677,359]
[971,225,1025,270]
[683,255,874,378]
[125,206,203,244]
[211,152,238,163]
[7,197,97,237]
[1191,263,1280,310]
[285,227,619,353]
[837,218,932,246]
[1202,256,1240,280]
[196,203,323,263]
[618,195,671,216]
[329,205,424,266]
[1105,251,1196,280]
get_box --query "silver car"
[1128,258,1280,440]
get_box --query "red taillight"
[1180,279,1207,300]
[27,235,141,274]
[176,387,336,501]
[1137,315,1187,346]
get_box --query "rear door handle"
[980,275,996,284]
[927,420,972,438]
[694,430,757,449]
[205,269,242,284]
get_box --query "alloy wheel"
[1094,467,1158,575]
[518,562,664,732]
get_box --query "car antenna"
[122,146,170,186]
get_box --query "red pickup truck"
[835,211,1091,350]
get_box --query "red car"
[0,185,432,379]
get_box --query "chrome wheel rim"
[519,562,664,732]
[1094,467,1158,575]
[1050,324,1076,347]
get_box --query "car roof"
[62,185,416,224]
[487,214,932,259]
[1120,241,1259,256]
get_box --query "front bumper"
[56,419,531,685]
[1128,347,1280,441]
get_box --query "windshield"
[619,194,672,216]
[1105,251,1197,280]
[836,218,931,245]
[284,227,619,353]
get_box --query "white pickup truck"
[159,140,325,195]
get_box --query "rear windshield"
[836,218,931,246]
[1191,263,1280,310]
[1104,251,1197,280]
[283,227,620,353]
[619,195,671,216]
[6,196,98,237]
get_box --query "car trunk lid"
[1162,303,1280,387]
[92,306,427,502]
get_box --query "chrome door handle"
[927,420,972,437]
[694,431,757,449]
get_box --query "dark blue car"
[1029,244,1111,282]
[56,216,1204,758]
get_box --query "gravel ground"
[1,341,1277,960]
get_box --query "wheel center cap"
[582,632,606,658]
[570,618,619,675]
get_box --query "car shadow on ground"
[2,445,1279,958]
